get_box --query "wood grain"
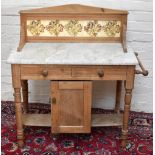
[51,81,92,133]
[59,81,84,89]
[72,66,127,80]
[21,80,28,113]
[20,4,128,14]
[12,64,24,147]
[51,81,59,133]
[115,80,122,113]
[92,113,123,126]
[21,65,71,80]
[23,114,51,126]
[121,66,135,147]
[18,4,128,51]
[20,65,127,80]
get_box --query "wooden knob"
[98,70,104,77]
[42,70,48,77]
[52,97,56,104]
[143,70,149,76]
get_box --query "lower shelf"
[23,113,123,127]
[23,114,51,127]
[92,113,122,127]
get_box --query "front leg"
[121,88,132,147]
[12,64,24,147]
[14,88,24,147]
[121,66,135,147]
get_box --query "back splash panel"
[26,20,121,37]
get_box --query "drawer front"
[21,65,71,80]
[47,66,71,79]
[72,66,127,80]
[21,65,127,80]
[21,65,46,79]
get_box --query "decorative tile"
[27,20,45,36]
[103,21,120,37]
[84,20,102,37]
[46,20,64,36]
[27,20,121,37]
[64,20,82,36]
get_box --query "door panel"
[59,90,84,126]
[51,81,92,133]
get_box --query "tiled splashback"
[27,20,121,37]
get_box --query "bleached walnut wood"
[21,80,28,113]
[122,24,127,52]
[59,81,84,90]
[12,65,24,148]
[17,23,26,51]
[134,52,149,76]
[71,66,128,80]
[92,114,123,126]
[23,113,123,127]
[17,4,128,51]
[121,66,135,147]
[115,81,122,113]
[51,81,92,133]
[20,4,128,14]
[20,65,71,80]
[23,114,51,126]
[20,65,128,80]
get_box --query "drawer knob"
[98,70,104,77]
[52,97,56,104]
[42,70,48,77]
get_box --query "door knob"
[52,97,56,104]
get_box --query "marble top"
[7,43,138,65]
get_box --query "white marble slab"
[7,43,138,65]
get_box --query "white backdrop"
[1,0,153,112]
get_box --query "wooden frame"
[17,4,128,51]
[12,63,135,148]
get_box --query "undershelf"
[23,114,51,126]
[92,113,123,127]
[23,113,123,127]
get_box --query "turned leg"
[121,67,135,147]
[114,81,122,113]
[14,88,24,147]
[12,64,24,147]
[121,88,132,147]
[21,80,28,113]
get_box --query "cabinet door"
[51,81,92,133]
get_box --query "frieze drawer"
[21,65,127,80]
[71,66,128,80]
[21,65,71,80]
[47,65,71,79]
